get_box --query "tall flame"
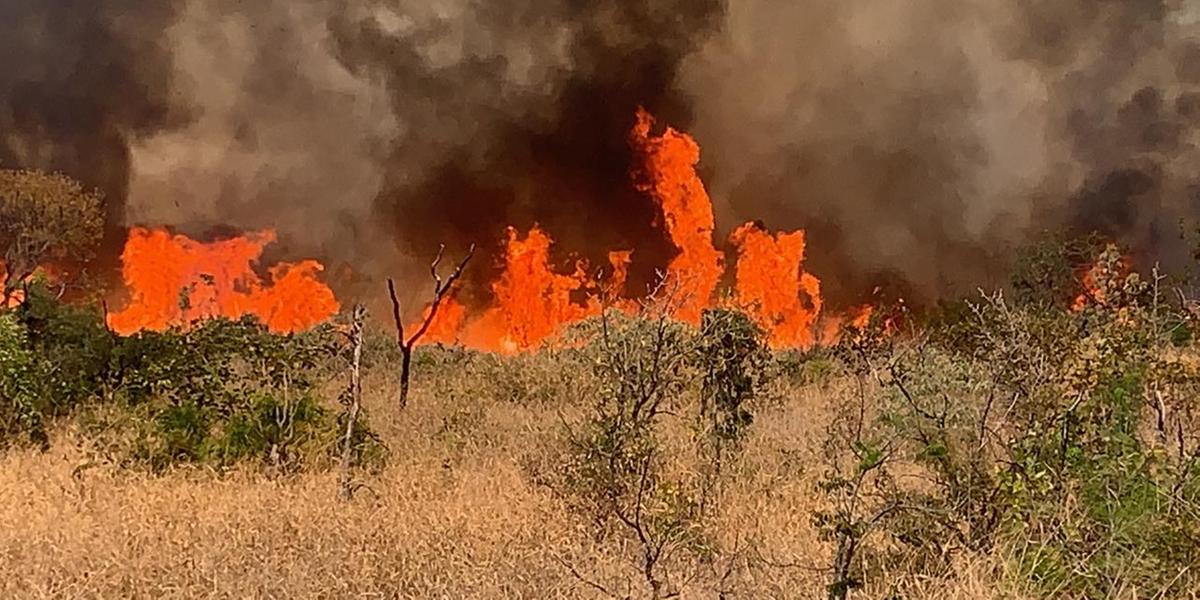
[462,226,601,353]
[399,109,862,352]
[107,227,339,334]
[630,108,724,323]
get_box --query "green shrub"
[817,243,1200,598]
[0,312,50,448]
[89,317,347,471]
[17,281,113,409]
[695,308,768,446]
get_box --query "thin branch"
[552,554,621,599]
[387,278,405,345]
[407,243,475,347]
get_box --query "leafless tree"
[387,243,475,408]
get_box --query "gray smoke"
[680,0,1200,301]
[3,0,1200,309]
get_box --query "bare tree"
[338,304,366,501]
[387,243,475,408]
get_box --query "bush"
[0,312,50,448]
[558,308,705,597]
[550,305,778,597]
[18,281,113,410]
[817,243,1200,598]
[90,317,349,471]
[3,284,379,474]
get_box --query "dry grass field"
[0,366,1014,599]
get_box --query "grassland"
[0,364,1017,599]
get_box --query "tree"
[0,169,104,303]
[387,243,474,408]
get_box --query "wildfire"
[729,223,823,347]
[630,108,724,323]
[0,262,22,308]
[402,108,868,352]
[93,109,866,349]
[1071,246,1131,312]
[107,227,339,335]
[457,226,599,352]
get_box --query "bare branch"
[390,243,475,408]
[387,278,405,345]
[408,243,475,347]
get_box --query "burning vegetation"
[20,108,853,351]
[106,227,338,335]
[8,2,1200,598]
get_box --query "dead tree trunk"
[388,243,475,408]
[338,304,366,501]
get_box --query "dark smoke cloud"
[0,0,181,255]
[681,0,1200,303]
[5,0,1200,311]
[326,0,722,303]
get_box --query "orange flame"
[107,227,339,334]
[459,226,602,353]
[413,295,468,346]
[1071,251,1131,312]
[0,262,23,308]
[729,223,824,348]
[630,108,723,323]
[397,109,880,352]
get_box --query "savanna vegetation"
[3,171,1200,599]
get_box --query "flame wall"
[3,0,1200,316]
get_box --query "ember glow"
[0,263,22,308]
[107,227,339,335]
[1071,246,1132,312]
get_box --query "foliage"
[0,282,378,473]
[559,309,701,597]
[18,281,114,410]
[553,305,776,597]
[0,169,103,298]
[816,243,1200,598]
[695,308,769,447]
[1008,232,1107,309]
[96,317,349,471]
[0,312,50,448]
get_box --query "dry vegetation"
[0,365,1021,599]
[4,242,1200,599]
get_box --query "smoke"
[0,0,181,253]
[4,0,1200,308]
[679,0,1200,302]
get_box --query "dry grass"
[0,366,1009,599]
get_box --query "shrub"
[817,243,1200,598]
[0,312,49,448]
[17,281,113,409]
[60,316,375,473]
[695,308,769,448]
[557,309,707,597]
[552,305,777,597]
[0,169,104,300]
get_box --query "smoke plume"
[3,0,1200,309]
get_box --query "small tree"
[0,169,104,302]
[387,243,474,408]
